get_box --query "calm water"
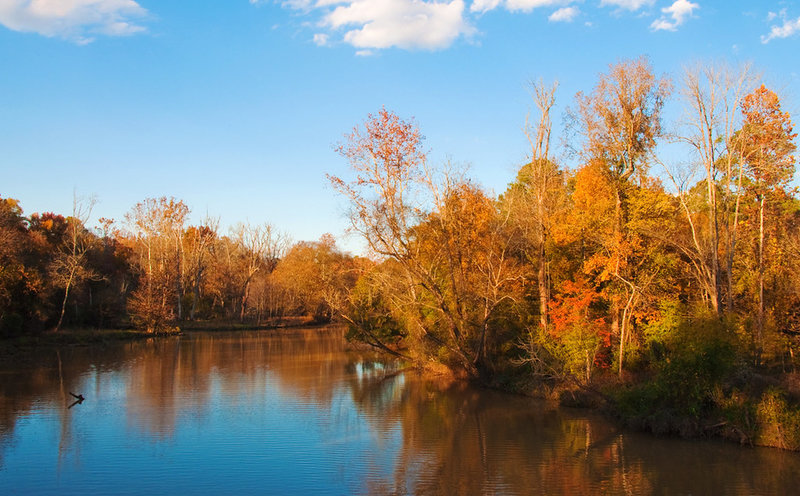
[1,327,799,495]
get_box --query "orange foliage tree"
[548,278,611,383]
[570,56,671,377]
[739,85,797,359]
[330,109,523,378]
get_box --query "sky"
[1,0,799,253]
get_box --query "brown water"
[1,327,798,495]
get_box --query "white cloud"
[762,10,800,43]
[505,0,572,13]
[470,0,501,13]
[0,0,148,43]
[599,0,653,11]
[548,6,578,22]
[317,0,474,50]
[650,0,698,31]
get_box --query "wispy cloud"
[0,0,148,43]
[762,9,800,43]
[549,6,578,22]
[471,0,573,14]
[313,32,329,46]
[599,0,654,11]
[650,0,698,31]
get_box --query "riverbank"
[0,328,181,360]
[0,316,325,356]
[179,316,317,332]
[504,368,800,452]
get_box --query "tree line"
[0,195,363,335]
[334,58,797,381]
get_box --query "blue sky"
[1,0,799,253]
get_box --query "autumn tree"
[547,278,610,383]
[739,85,797,360]
[504,80,565,332]
[328,108,429,353]
[229,222,287,322]
[125,197,189,332]
[0,197,34,335]
[671,62,757,313]
[330,109,523,378]
[419,178,524,375]
[183,218,218,320]
[273,234,362,322]
[571,56,671,376]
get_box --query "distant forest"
[0,194,359,334]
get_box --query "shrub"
[755,389,800,450]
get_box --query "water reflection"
[1,327,799,495]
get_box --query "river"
[1,327,798,495]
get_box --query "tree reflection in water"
[1,327,799,495]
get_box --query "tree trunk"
[613,188,623,376]
[190,271,201,321]
[757,194,765,364]
[175,235,183,321]
[537,240,548,331]
[240,280,250,323]
[709,178,721,314]
[55,272,74,332]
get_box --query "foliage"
[616,316,738,424]
[755,389,800,450]
[546,278,610,383]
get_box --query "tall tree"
[331,109,523,377]
[739,85,797,360]
[184,218,218,320]
[571,56,671,376]
[507,80,564,332]
[230,222,287,322]
[675,62,756,313]
[125,197,189,332]
[0,197,32,335]
[49,193,98,331]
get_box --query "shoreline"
[0,317,328,354]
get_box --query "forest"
[2,57,800,448]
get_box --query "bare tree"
[231,222,288,322]
[521,79,561,331]
[676,61,757,313]
[50,192,98,331]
